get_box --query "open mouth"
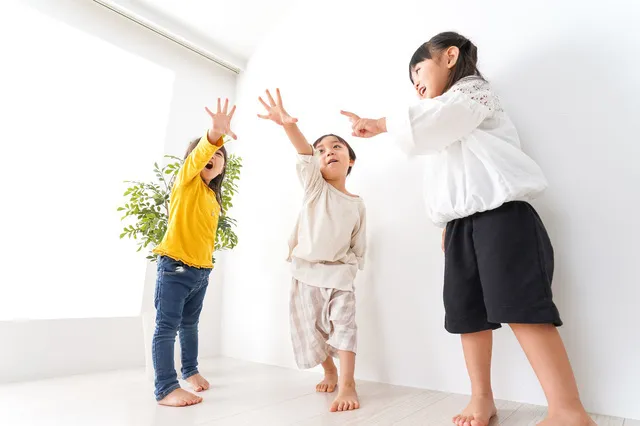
[328,159,338,165]
[418,86,427,97]
[205,163,213,170]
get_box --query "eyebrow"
[316,142,343,151]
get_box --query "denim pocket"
[161,256,186,276]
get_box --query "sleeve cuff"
[196,132,223,156]
[385,107,415,155]
[205,132,225,147]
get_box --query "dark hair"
[184,137,228,211]
[409,31,483,93]
[312,134,356,176]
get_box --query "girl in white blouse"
[341,32,594,426]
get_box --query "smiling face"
[409,33,485,100]
[200,149,225,185]
[411,56,450,100]
[313,135,355,181]
[410,46,460,100]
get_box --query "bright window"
[0,3,175,319]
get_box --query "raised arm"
[258,89,312,155]
[177,98,236,185]
[341,80,495,155]
[384,88,492,154]
[258,89,322,191]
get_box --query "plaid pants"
[289,279,357,369]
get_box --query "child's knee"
[156,315,180,333]
[179,322,198,333]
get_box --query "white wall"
[0,0,235,382]
[0,317,144,383]
[221,0,640,420]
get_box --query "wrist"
[207,129,224,146]
[376,118,387,133]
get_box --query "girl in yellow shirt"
[152,98,237,407]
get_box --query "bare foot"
[330,382,359,412]
[157,388,202,407]
[316,370,338,393]
[537,410,596,426]
[452,395,497,426]
[185,373,210,392]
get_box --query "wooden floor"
[0,357,635,426]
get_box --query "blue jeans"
[152,256,211,400]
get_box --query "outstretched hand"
[205,98,237,141]
[340,110,385,138]
[258,89,298,126]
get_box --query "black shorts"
[443,201,562,334]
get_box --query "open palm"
[258,89,298,126]
[205,98,237,140]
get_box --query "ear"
[445,46,460,69]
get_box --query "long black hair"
[409,31,484,93]
[312,134,357,176]
[184,137,228,211]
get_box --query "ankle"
[547,399,587,417]
[339,378,356,388]
[323,367,338,375]
[471,391,494,399]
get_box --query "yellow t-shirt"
[153,134,224,268]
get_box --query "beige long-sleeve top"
[287,152,366,291]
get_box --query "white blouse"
[387,76,547,227]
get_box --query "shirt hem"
[290,264,356,292]
[292,278,355,292]
[431,192,544,226]
[152,249,213,269]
